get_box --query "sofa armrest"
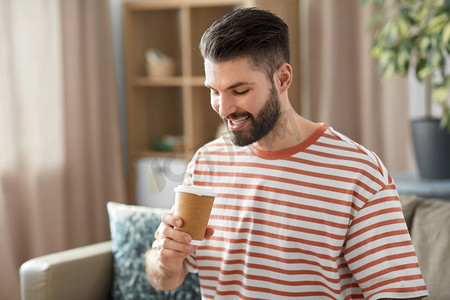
[20,241,113,300]
[409,198,450,299]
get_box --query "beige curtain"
[0,0,126,299]
[300,0,416,173]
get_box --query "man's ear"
[275,63,292,92]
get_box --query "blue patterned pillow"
[107,202,201,300]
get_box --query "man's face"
[204,58,280,146]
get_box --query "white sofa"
[20,241,113,300]
[20,195,450,299]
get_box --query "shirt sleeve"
[184,253,198,274]
[343,184,428,299]
[182,148,201,187]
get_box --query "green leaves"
[363,0,450,131]
[443,23,450,46]
[416,58,433,80]
[433,86,448,104]
[427,13,448,34]
[370,15,414,78]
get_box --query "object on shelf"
[145,48,176,77]
[152,135,185,152]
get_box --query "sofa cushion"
[409,198,450,299]
[398,195,424,232]
[107,202,201,300]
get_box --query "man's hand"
[153,213,198,270]
[145,212,214,290]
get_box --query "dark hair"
[199,7,290,81]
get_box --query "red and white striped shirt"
[184,124,428,299]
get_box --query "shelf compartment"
[133,76,185,87]
[124,8,182,78]
[135,150,186,160]
[133,76,206,87]
[131,87,183,153]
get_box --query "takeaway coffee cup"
[173,185,216,245]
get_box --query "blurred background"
[0,0,442,299]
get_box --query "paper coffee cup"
[173,185,216,245]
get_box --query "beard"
[224,86,281,146]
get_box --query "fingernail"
[175,219,182,227]
[184,235,191,242]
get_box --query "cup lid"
[174,185,216,197]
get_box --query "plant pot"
[411,118,450,179]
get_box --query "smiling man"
[145,7,428,299]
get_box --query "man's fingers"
[160,224,192,243]
[161,212,183,228]
[204,227,215,239]
[155,237,197,259]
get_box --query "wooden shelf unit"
[123,0,300,203]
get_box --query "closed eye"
[234,89,249,95]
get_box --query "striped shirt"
[184,124,428,299]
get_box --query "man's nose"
[214,94,236,119]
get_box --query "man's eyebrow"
[226,81,253,90]
[204,81,254,91]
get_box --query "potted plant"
[363,0,450,179]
